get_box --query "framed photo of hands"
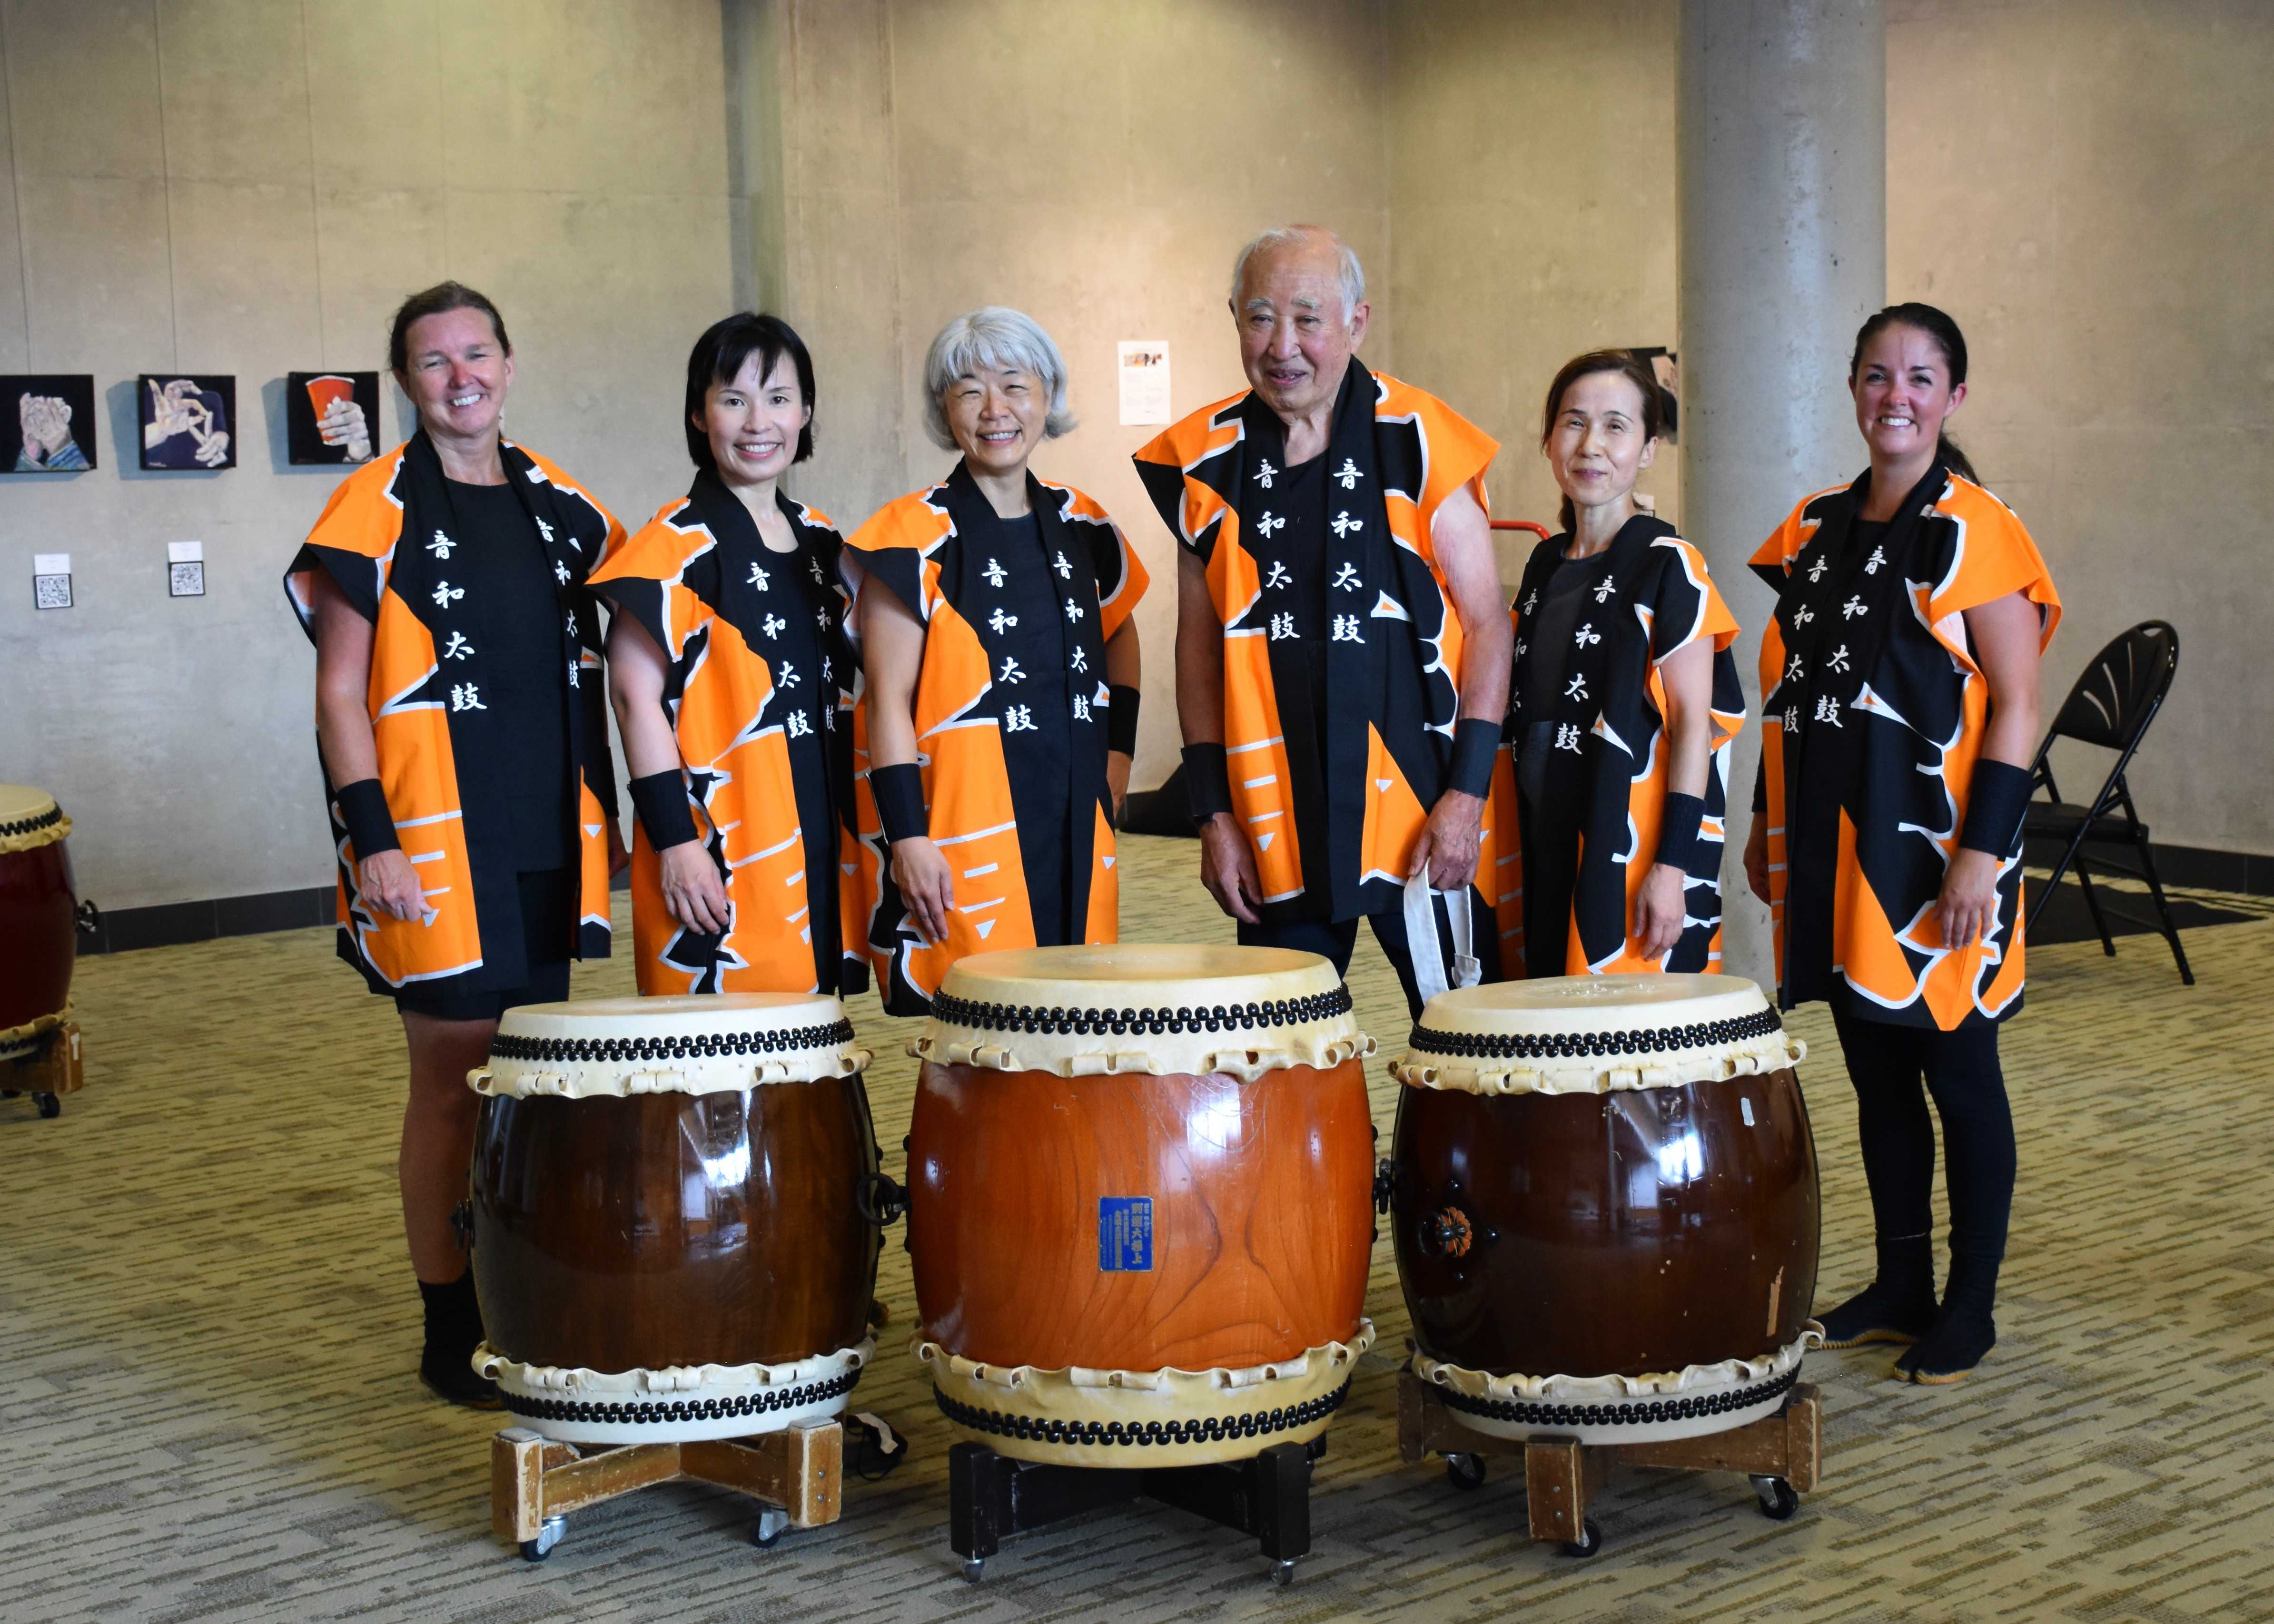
[139,374,238,470]
[287,371,380,465]
[7,375,98,472]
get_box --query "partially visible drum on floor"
[1391,974,1819,1445]
[0,784,78,1064]
[467,994,882,1444]
[908,945,1378,1468]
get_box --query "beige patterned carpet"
[4,835,2271,1623]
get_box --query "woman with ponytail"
[1743,304,2061,1384]
[1498,350,1746,976]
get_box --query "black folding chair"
[2022,620,2191,984]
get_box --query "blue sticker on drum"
[1099,1197,1153,1271]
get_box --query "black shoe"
[1894,1309,1997,1384]
[1817,1278,1938,1348]
[420,1346,505,1409]
[417,1268,502,1409]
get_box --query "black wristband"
[334,778,398,858]
[1446,717,1499,800]
[1654,792,1707,872]
[1107,684,1141,757]
[870,762,929,846]
[627,769,700,851]
[1182,743,1233,828]
[1958,759,2034,857]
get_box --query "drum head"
[0,783,66,850]
[475,991,869,1098]
[1399,972,1803,1095]
[924,943,1371,1082]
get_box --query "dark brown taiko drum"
[1391,974,1819,1444]
[0,784,78,1063]
[467,994,883,1445]
[908,945,1379,1468]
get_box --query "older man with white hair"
[1134,226,1510,1013]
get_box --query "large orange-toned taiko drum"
[1391,974,1819,1444]
[467,994,883,1444]
[0,784,79,1064]
[909,945,1378,1467]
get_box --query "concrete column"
[1678,0,1884,989]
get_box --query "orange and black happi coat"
[284,433,624,995]
[1134,358,1499,924]
[847,463,1149,1015]
[1496,516,1746,975]
[1755,464,2060,1030]
[587,473,865,997]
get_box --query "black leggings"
[1831,1005,2016,1264]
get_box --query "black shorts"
[394,869,576,1024]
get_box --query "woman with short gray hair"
[848,306,1148,1014]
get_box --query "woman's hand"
[1634,862,1690,961]
[890,836,956,943]
[359,849,426,922]
[658,840,729,934]
[1198,812,1264,924]
[607,821,631,878]
[1932,848,2003,951]
[1107,750,1131,827]
[1744,818,1772,904]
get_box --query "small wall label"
[168,540,205,597]
[33,551,70,610]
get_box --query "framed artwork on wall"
[7,375,98,472]
[287,371,380,465]
[139,374,237,470]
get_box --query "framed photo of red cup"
[286,371,381,466]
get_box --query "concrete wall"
[1386,0,1683,578]
[1887,0,2274,857]
[0,0,736,910]
[765,0,1392,792]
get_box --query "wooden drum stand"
[1397,1370,1823,1555]
[492,1420,845,1562]
[2,1019,84,1120]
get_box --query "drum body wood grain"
[472,1077,879,1371]
[910,1057,1374,1373]
[466,994,880,1444]
[1393,1067,1819,1379]
[0,785,76,1053]
[908,945,1379,1466]
[1390,974,1820,1444]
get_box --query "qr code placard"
[169,561,206,597]
[33,572,71,610]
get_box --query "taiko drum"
[0,784,77,1062]
[467,994,883,1444]
[1390,974,1820,1445]
[907,945,1378,1467]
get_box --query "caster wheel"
[520,1515,566,1563]
[961,1556,985,1583]
[1558,1518,1603,1559]
[1444,1452,1487,1492]
[1750,1475,1800,1520]
[36,1093,60,1119]
[752,1506,790,1548]
[1270,1558,1297,1587]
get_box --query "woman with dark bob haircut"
[1744,302,2060,1385]
[285,281,628,1407]
[590,312,866,998]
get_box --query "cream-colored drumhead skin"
[0,783,68,853]
[917,943,1373,1082]
[1395,972,1805,1096]
[470,992,870,1098]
